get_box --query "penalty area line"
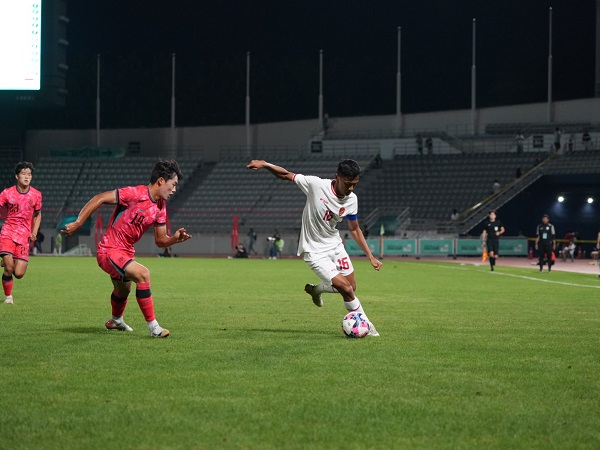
[405,261,600,290]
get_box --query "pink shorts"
[0,236,30,262]
[97,249,134,282]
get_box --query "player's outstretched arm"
[154,225,192,248]
[62,190,116,235]
[348,219,382,271]
[246,160,295,181]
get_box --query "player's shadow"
[246,328,338,336]
[61,326,106,334]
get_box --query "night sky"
[23,0,599,129]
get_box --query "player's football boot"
[4,295,13,304]
[105,318,133,332]
[368,322,380,337]
[149,324,170,338]
[304,284,323,307]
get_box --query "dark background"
[2,0,597,129]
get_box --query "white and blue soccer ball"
[342,312,370,338]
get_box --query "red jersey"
[98,185,167,255]
[0,185,42,246]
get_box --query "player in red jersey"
[0,162,43,304]
[62,160,191,338]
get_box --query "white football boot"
[4,295,13,305]
[304,284,323,307]
[105,318,133,332]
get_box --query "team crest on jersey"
[339,207,345,216]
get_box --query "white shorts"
[302,244,354,283]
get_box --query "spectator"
[567,135,574,152]
[416,134,424,156]
[374,153,383,168]
[247,228,257,255]
[233,243,249,258]
[582,130,592,150]
[54,231,62,254]
[450,209,459,221]
[515,133,525,154]
[553,127,562,152]
[515,167,522,178]
[425,137,433,155]
[560,240,575,262]
[492,179,501,193]
[33,230,44,255]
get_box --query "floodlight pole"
[596,0,600,96]
[471,18,477,136]
[95,54,100,147]
[171,53,176,154]
[245,51,251,156]
[318,49,324,133]
[395,27,402,135]
[548,7,554,122]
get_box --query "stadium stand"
[33,156,201,229]
[168,156,374,233]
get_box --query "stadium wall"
[25,97,600,161]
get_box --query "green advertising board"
[456,239,483,255]
[346,239,380,256]
[346,238,527,257]
[383,239,417,256]
[419,239,454,256]
[499,239,528,256]
[456,238,528,256]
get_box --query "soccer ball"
[342,312,370,338]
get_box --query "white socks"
[147,319,158,330]
[344,296,369,321]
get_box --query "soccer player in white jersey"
[247,159,382,336]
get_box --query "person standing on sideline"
[515,133,525,154]
[247,228,257,255]
[62,160,191,337]
[535,214,556,272]
[481,210,505,271]
[247,159,382,336]
[0,162,42,305]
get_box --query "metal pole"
[171,53,176,153]
[596,0,600,96]
[548,7,553,122]
[396,26,402,135]
[96,54,100,147]
[318,49,324,132]
[245,51,251,154]
[471,19,477,135]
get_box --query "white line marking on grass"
[405,262,600,290]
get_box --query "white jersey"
[293,174,358,255]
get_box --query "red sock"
[136,282,155,322]
[2,274,13,296]
[110,289,128,318]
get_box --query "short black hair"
[150,159,183,184]
[337,159,362,179]
[14,161,34,175]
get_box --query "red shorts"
[0,236,30,262]
[97,249,134,282]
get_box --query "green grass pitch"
[1,256,599,449]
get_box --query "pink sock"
[135,282,155,322]
[2,274,13,296]
[110,289,128,318]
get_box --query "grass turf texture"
[1,257,599,449]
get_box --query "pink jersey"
[98,185,167,255]
[0,185,42,246]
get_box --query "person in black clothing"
[481,210,505,271]
[535,214,556,272]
